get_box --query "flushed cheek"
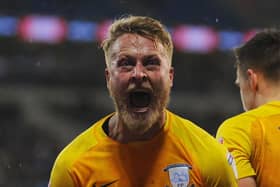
[110,82,127,96]
[110,73,130,87]
[108,78,124,96]
[148,71,165,81]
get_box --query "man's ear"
[247,69,258,91]
[169,67,174,87]
[105,68,110,84]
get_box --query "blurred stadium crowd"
[0,0,279,186]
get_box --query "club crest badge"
[164,163,192,187]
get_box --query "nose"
[132,63,147,82]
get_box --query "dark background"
[0,0,280,186]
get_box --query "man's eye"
[145,58,160,66]
[118,59,133,66]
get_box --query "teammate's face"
[235,67,256,111]
[105,33,174,133]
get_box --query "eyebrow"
[142,54,160,59]
[110,52,119,61]
[111,52,161,59]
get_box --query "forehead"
[109,33,166,58]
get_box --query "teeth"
[133,107,149,113]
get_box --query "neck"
[256,82,280,106]
[108,112,166,143]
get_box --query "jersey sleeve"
[48,122,101,187]
[216,116,256,179]
[48,154,75,187]
[202,139,238,187]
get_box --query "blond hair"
[101,15,173,66]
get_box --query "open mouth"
[129,90,151,109]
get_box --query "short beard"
[108,84,170,134]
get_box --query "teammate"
[216,28,280,187]
[49,15,237,187]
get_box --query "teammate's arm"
[202,144,238,187]
[238,177,256,187]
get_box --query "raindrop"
[36,61,41,66]
[215,18,219,23]
[18,163,22,168]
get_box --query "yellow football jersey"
[49,110,237,187]
[216,101,280,186]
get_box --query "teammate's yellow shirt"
[49,110,237,187]
[216,101,280,187]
